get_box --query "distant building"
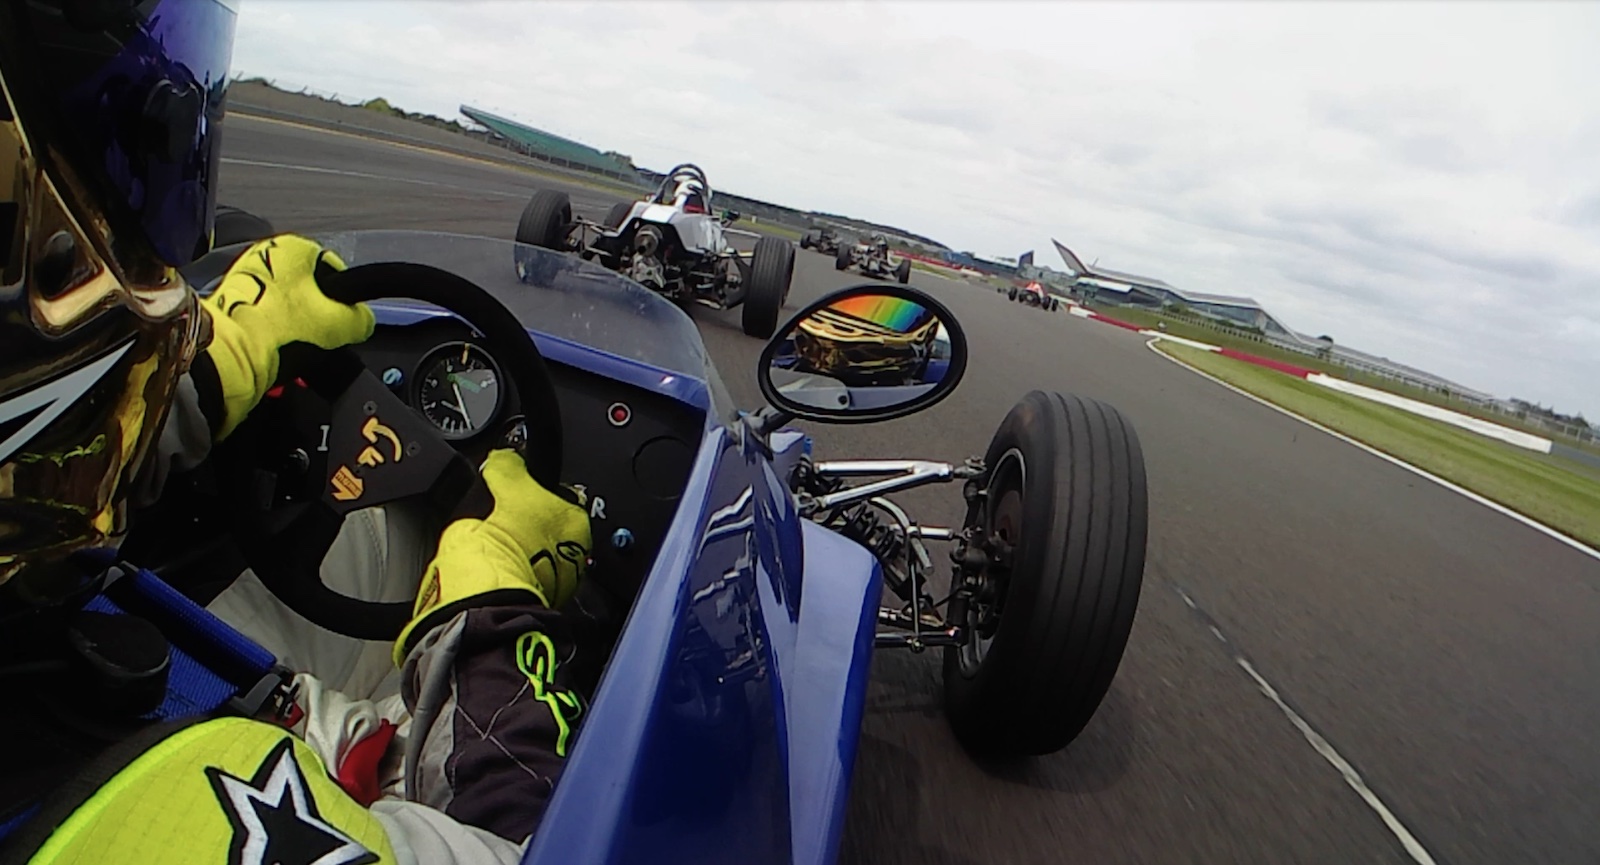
[459,105,641,183]
[1045,240,1497,403]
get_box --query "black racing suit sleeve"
[399,602,603,843]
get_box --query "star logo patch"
[206,739,379,865]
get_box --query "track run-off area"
[220,113,1600,865]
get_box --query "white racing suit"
[5,379,594,865]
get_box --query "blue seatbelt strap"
[0,805,40,842]
[95,562,293,721]
[107,565,276,680]
[0,564,292,846]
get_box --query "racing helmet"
[0,0,234,614]
[674,176,709,214]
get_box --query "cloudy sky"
[233,1,1600,418]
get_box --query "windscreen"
[315,231,718,389]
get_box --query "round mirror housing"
[757,283,968,423]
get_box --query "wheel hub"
[958,448,1025,671]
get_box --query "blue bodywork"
[523,331,879,865]
[355,233,883,865]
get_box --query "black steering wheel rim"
[318,261,563,487]
[236,261,564,641]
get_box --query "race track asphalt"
[219,114,1600,865]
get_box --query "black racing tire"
[603,201,632,230]
[212,205,276,249]
[801,229,819,250]
[943,391,1147,757]
[1007,287,1018,301]
[516,189,573,251]
[895,259,912,284]
[742,236,794,338]
[835,243,852,271]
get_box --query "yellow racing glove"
[197,234,375,439]
[395,449,592,665]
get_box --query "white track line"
[1146,338,1600,563]
[1235,658,1440,865]
[1168,588,1440,864]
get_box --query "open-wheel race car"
[1008,280,1061,311]
[799,225,845,255]
[514,163,795,338]
[152,231,1146,864]
[835,232,913,284]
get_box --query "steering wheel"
[226,262,564,641]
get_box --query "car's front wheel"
[517,189,574,252]
[603,201,632,230]
[742,236,794,338]
[835,244,852,271]
[895,259,912,284]
[943,390,1147,757]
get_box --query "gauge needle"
[448,372,483,394]
[452,380,474,428]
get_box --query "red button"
[607,402,631,427]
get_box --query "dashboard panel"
[357,318,705,607]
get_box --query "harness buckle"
[225,666,300,726]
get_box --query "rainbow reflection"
[829,295,932,332]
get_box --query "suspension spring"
[825,505,908,593]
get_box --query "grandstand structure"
[459,106,643,184]
[1042,240,1497,403]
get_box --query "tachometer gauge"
[415,342,502,439]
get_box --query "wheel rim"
[959,447,1025,674]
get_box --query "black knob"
[65,611,171,718]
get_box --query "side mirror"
[757,284,967,423]
[720,209,741,224]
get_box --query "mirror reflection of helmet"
[0,1,234,613]
[793,297,939,387]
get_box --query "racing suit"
[4,238,593,865]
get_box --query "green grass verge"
[1159,343,1600,548]
[1097,302,1599,454]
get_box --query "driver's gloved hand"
[194,234,375,439]
[394,449,592,665]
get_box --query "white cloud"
[232,0,1600,417]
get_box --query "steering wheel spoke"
[319,365,456,514]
